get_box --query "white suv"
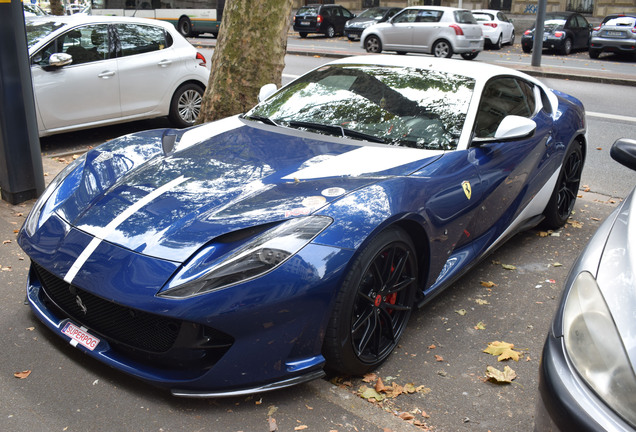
[361,6,484,60]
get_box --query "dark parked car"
[521,11,591,55]
[343,6,402,41]
[293,4,354,38]
[535,138,636,431]
[589,14,636,59]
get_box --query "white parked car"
[25,15,209,137]
[472,9,515,49]
[360,6,483,60]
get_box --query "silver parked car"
[26,15,209,137]
[589,14,636,59]
[360,6,483,59]
[535,138,636,431]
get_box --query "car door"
[571,14,591,48]
[467,77,555,249]
[411,9,445,52]
[498,12,514,43]
[338,7,355,33]
[380,8,418,50]
[114,23,176,117]
[31,24,120,133]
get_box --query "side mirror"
[610,138,636,171]
[258,83,278,102]
[49,52,73,67]
[494,115,536,139]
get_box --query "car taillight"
[484,22,498,28]
[554,31,564,37]
[317,14,322,23]
[593,25,601,31]
[450,24,464,35]
[196,52,206,67]
[524,29,533,35]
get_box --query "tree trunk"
[49,0,65,15]
[198,0,293,123]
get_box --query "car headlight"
[159,216,332,298]
[23,154,87,237]
[563,271,636,427]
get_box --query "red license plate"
[62,322,100,351]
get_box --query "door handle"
[157,59,172,67]
[98,71,115,79]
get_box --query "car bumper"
[590,37,636,53]
[536,332,634,431]
[294,24,321,33]
[344,29,363,39]
[453,37,484,53]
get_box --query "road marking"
[587,111,636,124]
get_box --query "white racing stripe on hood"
[282,146,442,180]
[63,176,190,284]
[175,116,243,151]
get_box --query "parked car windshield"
[247,64,475,151]
[296,6,318,16]
[25,20,66,49]
[358,7,389,19]
[455,10,478,24]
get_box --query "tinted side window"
[341,8,353,18]
[475,78,536,137]
[115,24,168,57]
[416,10,443,23]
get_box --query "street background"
[2,31,636,431]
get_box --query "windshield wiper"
[242,114,279,126]
[288,120,386,144]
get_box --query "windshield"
[359,8,388,19]
[247,64,475,151]
[26,20,66,49]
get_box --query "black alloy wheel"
[543,141,583,229]
[323,227,417,375]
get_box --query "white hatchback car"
[26,15,209,137]
[472,9,515,49]
[360,6,483,59]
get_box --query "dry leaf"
[485,365,517,383]
[14,370,31,379]
[474,321,486,330]
[398,412,414,421]
[435,355,444,362]
[362,372,378,383]
[294,426,308,431]
[480,281,497,288]
[483,341,521,361]
[502,264,516,270]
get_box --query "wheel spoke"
[354,309,379,356]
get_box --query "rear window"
[472,12,494,22]
[454,10,477,24]
[296,7,318,16]
[604,17,636,27]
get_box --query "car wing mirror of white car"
[258,83,278,103]
[49,52,73,68]
[610,138,636,171]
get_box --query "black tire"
[560,38,572,55]
[589,48,600,59]
[542,141,583,229]
[169,83,204,128]
[364,35,382,53]
[522,44,532,53]
[461,52,479,60]
[325,25,335,38]
[433,40,453,58]
[396,51,407,55]
[299,32,308,38]
[494,34,502,50]
[509,30,515,46]
[323,227,418,375]
[178,17,192,37]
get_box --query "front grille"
[32,261,233,371]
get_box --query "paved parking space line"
[587,111,636,123]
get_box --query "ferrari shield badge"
[462,181,472,200]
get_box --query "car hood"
[595,187,636,368]
[347,17,380,26]
[53,117,442,263]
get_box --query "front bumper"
[535,332,633,431]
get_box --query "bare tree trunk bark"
[49,0,65,15]
[198,0,293,123]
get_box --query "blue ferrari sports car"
[18,56,586,397]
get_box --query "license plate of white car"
[607,31,622,37]
[62,322,100,351]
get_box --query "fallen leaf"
[501,264,516,270]
[552,262,563,267]
[267,405,278,417]
[358,385,386,402]
[268,417,278,432]
[428,344,436,349]
[294,426,308,431]
[375,377,387,393]
[362,372,378,383]
[14,370,31,379]
[434,355,444,362]
[480,281,497,288]
[475,299,489,305]
[455,309,467,316]
[483,341,521,361]
[485,365,517,383]
[398,412,414,421]
[474,321,486,330]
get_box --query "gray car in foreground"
[535,138,636,431]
